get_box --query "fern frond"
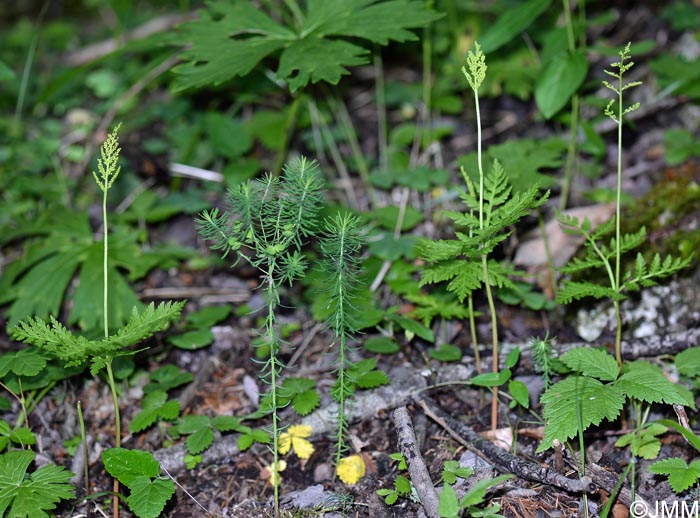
[485,260,518,290]
[558,254,606,274]
[482,160,511,223]
[622,252,691,292]
[445,263,484,302]
[415,238,464,263]
[609,227,646,258]
[419,260,466,286]
[556,281,624,304]
[11,316,92,366]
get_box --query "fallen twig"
[392,406,440,518]
[416,394,594,494]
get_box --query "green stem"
[467,295,481,373]
[265,262,281,517]
[614,65,624,367]
[274,94,302,176]
[374,49,388,173]
[559,0,579,211]
[103,186,109,338]
[335,332,347,468]
[422,2,433,146]
[78,401,90,497]
[482,254,499,431]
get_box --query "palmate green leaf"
[177,416,214,455]
[560,348,619,381]
[649,458,700,493]
[615,361,695,408]
[279,377,320,416]
[0,348,46,377]
[0,450,75,518]
[126,476,175,518]
[174,0,442,92]
[538,375,625,452]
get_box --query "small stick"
[392,406,440,518]
[416,395,593,494]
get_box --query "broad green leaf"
[126,476,175,518]
[185,304,232,328]
[616,361,694,407]
[505,348,520,369]
[103,448,159,486]
[394,474,411,494]
[560,348,619,381]
[129,391,180,433]
[536,51,588,119]
[459,475,513,507]
[212,415,243,432]
[389,314,434,342]
[363,336,400,354]
[538,376,625,452]
[280,377,320,416]
[0,348,46,377]
[143,365,194,394]
[479,0,551,53]
[186,426,214,455]
[441,461,473,484]
[649,458,700,493]
[9,428,35,447]
[369,205,424,232]
[676,347,700,378]
[508,380,530,408]
[168,329,214,350]
[204,112,252,159]
[429,344,463,362]
[0,451,74,518]
[174,0,441,92]
[438,483,459,518]
[471,369,511,387]
[354,370,389,389]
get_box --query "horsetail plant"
[417,43,549,430]
[196,157,324,515]
[11,125,184,518]
[318,213,364,471]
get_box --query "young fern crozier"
[196,157,324,514]
[318,213,364,470]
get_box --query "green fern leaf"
[538,375,625,452]
[416,239,464,262]
[556,281,624,304]
[615,361,695,407]
[174,0,442,92]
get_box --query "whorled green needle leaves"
[11,301,184,376]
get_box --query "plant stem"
[614,60,624,368]
[274,94,302,176]
[78,401,90,497]
[467,295,481,373]
[559,0,580,211]
[265,262,281,517]
[374,49,388,173]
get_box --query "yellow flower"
[279,424,315,460]
[337,454,366,485]
[263,459,287,487]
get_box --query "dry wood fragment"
[392,406,440,518]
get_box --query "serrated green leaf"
[0,451,75,518]
[355,370,390,389]
[479,0,551,53]
[536,51,588,119]
[649,458,700,493]
[144,365,194,394]
[676,347,700,378]
[186,426,214,455]
[174,0,441,92]
[616,361,694,407]
[126,476,175,518]
[394,474,412,494]
[438,483,459,518]
[103,448,159,486]
[9,428,35,447]
[0,348,46,377]
[560,348,619,381]
[538,376,625,452]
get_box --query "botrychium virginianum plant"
[196,156,325,515]
[538,44,694,508]
[417,42,549,430]
[11,125,184,518]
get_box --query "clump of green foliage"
[196,157,325,514]
[417,43,549,429]
[11,126,183,518]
